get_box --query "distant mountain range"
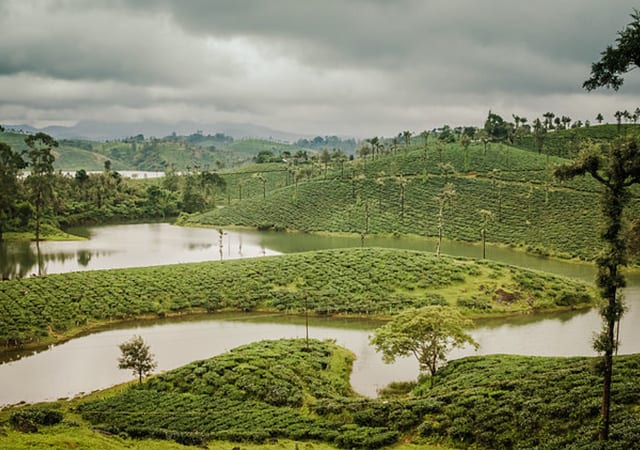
[4,120,313,142]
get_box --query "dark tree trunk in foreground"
[555,138,640,441]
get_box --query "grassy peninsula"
[0,247,594,351]
[2,339,639,449]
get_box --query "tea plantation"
[0,248,594,349]
[3,339,639,449]
[183,135,640,260]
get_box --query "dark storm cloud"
[110,0,638,94]
[1,0,639,135]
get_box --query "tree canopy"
[0,143,26,241]
[369,305,478,385]
[583,9,640,91]
[118,335,157,384]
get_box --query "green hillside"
[0,248,594,349]
[0,131,116,171]
[513,123,639,159]
[0,131,316,171]
[183,139,640,260]
[5,340,637,449]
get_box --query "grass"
[0,248,595,350]
[409,353,640,448]
[3,225,86,242]
[183,136,640,260]
[3,339,638,449]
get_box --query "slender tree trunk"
[598,183,626,441]
[436,211,443,258]
[35,195,41,242]
[36,240,43,276]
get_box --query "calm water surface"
[0,223,279,278]
[1,223,639,406]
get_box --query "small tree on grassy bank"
[118,335,157,384]
[369,305,478,387]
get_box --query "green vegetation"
[370,306,478,384]
[0,129,318,171]
[78,340,377,447]
[4,340,638,449]
[184,133,640,260]
[410,353,640,448]
[514,124,640,159]
[0,248,595,349]
[118,335,158,384]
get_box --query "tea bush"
[0,248,595,348]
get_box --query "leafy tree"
[254,150,276,164]
[181,174,206,213]
[437,125,455,143]
[253,172,267,199]
[584,9,640,91]
[476,129,490,156]
[401,130,412,149]
[118,335,157,384]
[596,113,604,124]
[435,182,456,257]
[555,137,640,441]
[460,134,471,171]
[320,148,331,178]
[484,110,509,141]
[533,118,547,156]
[369,305,478,386]
[479,209,494,259]
[614,110,624,132]
[542,112,555,130]
[24,133,57,242]
[420,129,430,148]
[0,143,26,241]
[356,144,371,169]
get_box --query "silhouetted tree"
[25,133,57,242]
[555,137,640,441]
[0,143,26,241]
[584,9,640,91]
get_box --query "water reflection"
[0,304,632,406]
[0,224,280,278]
[76,249,92,267]
[0,240,35,279]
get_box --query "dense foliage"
[370,306,478,381]
[79,339,401,448]
[410,354,640,449]
[185,138,640,259]
[0,248,594,348]
[71,340,640,449]
[0,130,315,171]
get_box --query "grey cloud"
[2,0,640,136]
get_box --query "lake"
[1,223,638,406]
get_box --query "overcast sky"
[1,0,640,138]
